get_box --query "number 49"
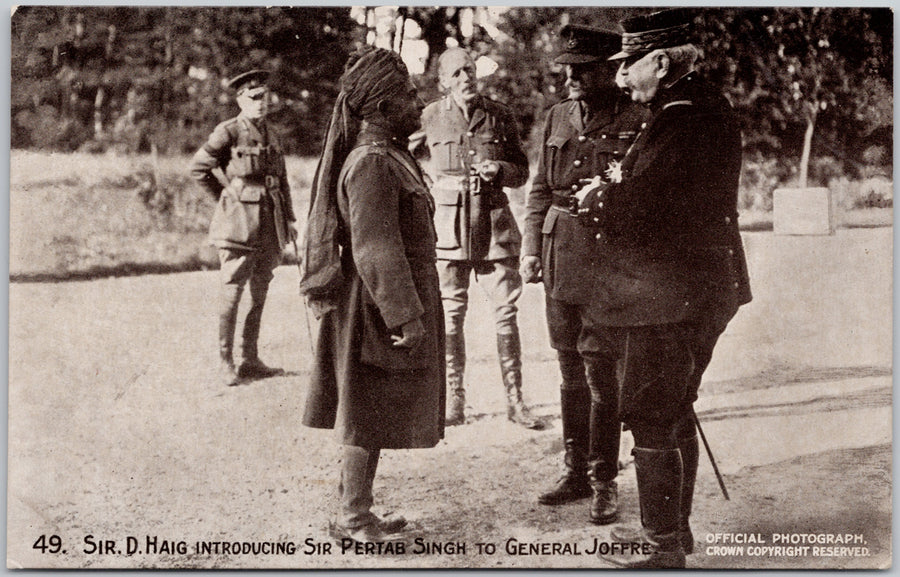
[33,534,63,554]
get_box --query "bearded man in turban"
[299,46,444,545]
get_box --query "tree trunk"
[798,104,817,189]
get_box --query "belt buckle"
[567,194,580,216]
[468,173,481,195]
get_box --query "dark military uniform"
[522,91,647,511]
[190,90,295,383]
[587,10,753,568]
[521,24,648,521]
[411,94,536,426]
[581,71,751,407]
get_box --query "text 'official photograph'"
[8,5,893,570]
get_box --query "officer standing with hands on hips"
[575,9,752,568]
[410,47,541,429]
[520,25,647,523]
[190,69,296,386]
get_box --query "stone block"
[773,187,835,235]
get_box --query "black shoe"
[238,358,284,379]
[377,513,408,534]
[599,527,686,568]
[538,474,592,505]
[611,524,694,554]
[589,479,618,525]
[327,520,405,544]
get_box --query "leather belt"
[551,190,574,208]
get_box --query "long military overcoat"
[522,95,647,304]
[582,73,752,326]
[302,126,445,449]
[411,95,529,262]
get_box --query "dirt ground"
[7,228,893,570]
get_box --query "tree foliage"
[11,6,893,182]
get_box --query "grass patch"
[9,150,893,281]
[11,150,316,280]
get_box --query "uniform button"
[724,216,731,224]
[573,159,582,167]
[578,135,587,142]
[641,122,647,129]
[572,184,580,191]
[601,134,607,139]
[595,233,602,240]
[593,217,599,223]
[466,131,474,137]
[728,248,735,256]
[734,282,740,289]
[468,150,476,156]
[598,202,603,208]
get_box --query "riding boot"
[539,372,592,505]
[498,331,543,429]
[238,282,283,379]
[585,357,621,524]
[445,330,467,426]
[601,448,686,569]
[218,284,242,386]
[330,445,404,544]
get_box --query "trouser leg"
[219,284,243,365]
[241,247,279,362]
[241,280,268,362]
[438,260,470,425]
[476,258,539,428]
[217,249,253,386]
[238,248,283,378]
[601,324,692,567]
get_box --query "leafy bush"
[829,176,893,210]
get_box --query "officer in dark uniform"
[410,47,540,429]
[190,69,296,386]
[575,9,752,568]
[520,26,648,523]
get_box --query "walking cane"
[292,237,315,357]
[693,411,730,500]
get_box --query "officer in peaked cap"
[609,8,696,62]
[227,69,270,93]
[520,23,648,525]
[555,24,622,64]
[189,68,296,386]
[575,8,751,568]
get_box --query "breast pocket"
[477,133,503,161]
[431,184,461,250]
[545,134,571,184]
[432,140,462,172]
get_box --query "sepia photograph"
[7,5,893,570]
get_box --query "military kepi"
[555,25,621,64]
[227,69,269,93]
[609,8,695,60]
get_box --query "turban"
[299,46,412,315]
